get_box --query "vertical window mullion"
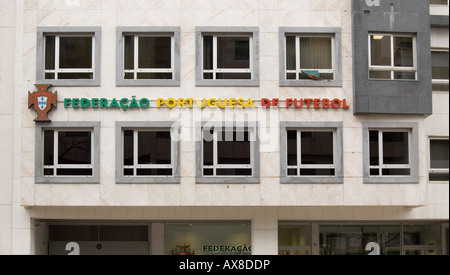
[134,36,139,80]
[213,130,218,176]
[91,35,95,79]
[297,130,301,175]
[134,130,139,176]
[55,36,60,80]
[296,36,301,80]
[171,35,175,79]
[213,35,218,80]
[379,131,384,175]
[53,130,59,175]
[390,35,395,80]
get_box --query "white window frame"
[285,34,336,81]
[202,127,256,178]
[431,49,449,91]
[201,34,253,80]
[429,137,449,182]
[286,128,338,178]
[122,128,175,178]
[43,129,95,178]
[368,33,418,80]
[123,34,175,80]
[369,129,412,178]
[44,34,96,80]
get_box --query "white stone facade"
[0,0,448,255]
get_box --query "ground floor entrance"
[37,220,448,255]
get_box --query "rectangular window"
[285,35,334,81]
[44,35,95,80]
[117,27,180,86]
[196,27,259,86]
[369,34,417,80]
[430,0,449,5]
[123,35,174,80]
[196,122,259,183]
[287,130,336,177]
[363,123,419,183]
[281,122,343,183]
[116,122,180,184]
[432,50,449,92]
[43,130,94,177]
[429,138,449,182]
[122,130,174,177]
[37,27,101,86]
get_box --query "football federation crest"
[28,84,57,122]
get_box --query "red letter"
[323,99,330,109]
[314,99,321,109]
[272,98,279,107]
[342,99,350,109]
[261,98,271,108]
[331,99,341,109]
[304,99,313,108]
[294,99,304,108]
[286,98,293,108]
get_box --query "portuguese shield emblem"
[28,84,57,122]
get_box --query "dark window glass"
[123,130,134,166]
[394,37,414,67]
[57,73,93,79]
[217,37,250,69]
[136,73,173,80]
[203,36,213,70]
[301,132,333,165]
[216,169,252,176]
[136,169,173,176]
[218,130,251,165]
[124,35,134,70]
[44,130,54,166]
[382,132,409,165]
[58,131,92,165]
[216,73,251,79]
[137,131,171,165]
[369,131,379,166]
[45,36,55,70]
[300,37,332,69]
[99,226,148,242]
[57,169,93,176]
[430,140,449,169]
[138,37,171,69]
[286,36,296,71]
[59,37,93,69]
[300,169,335,176]
[287,130,297,166]
[49,225,98,242]
[203,129,214,166]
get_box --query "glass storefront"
[279,223,447,255]
[164,223,252,255]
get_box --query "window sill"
[363,176,419,184]
[116,177,180,184]
[280,79,342,87]
[36,177,100,184]
[116,79,180,87]
[196,176,260,184]
[196,79,259,87]
[36,79,101,87]
[281,177,344,184]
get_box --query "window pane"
[136,73,173,80]
[432,51,449,80]
[394,37,414,67]
[278,224,312,247]
[370,35,391,66]
[45,36,55,70]
[123,130,134,166]
[216,73,251,80]
[382,169,411,176]
[430,140,449,169]
[369,71,391,79]
[394,72,416,80]
[57,168,93,176]
[138,131,171,165]
[203,129,214,166]
[217,37,250,69]
[300,37,332,69]
[136,169,173,176]
[403,224,442,246]
[287,130,297,166]
[301,132,333,165]
[369,131,379,166]
[383,132,409,165]
[138,37,172,69]
[124,35,134,70]
[300,169,335,176]
[44,130,54,166]
[58,131,92,165]
[216,169,252,176]
[59,37,93,69]
[286,36,296,70]
[203,36,213,70]
[57,73,93,80]
[218,130,251,165]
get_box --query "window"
[35,122,100,183]
[37,27,101,86]
[116,122,180,184]
[116,27,180,86]
[429,138,449,182]
[196,27,259,86]
[281,122,343,183]
[280,28,342,87]
[431,50,449,92]
[196,122,259,183]
[430,0,449,5]
[363,123,419,183]
[369,33,417,80]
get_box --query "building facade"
[0,0,448,255]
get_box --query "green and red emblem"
[28,84,57,122]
